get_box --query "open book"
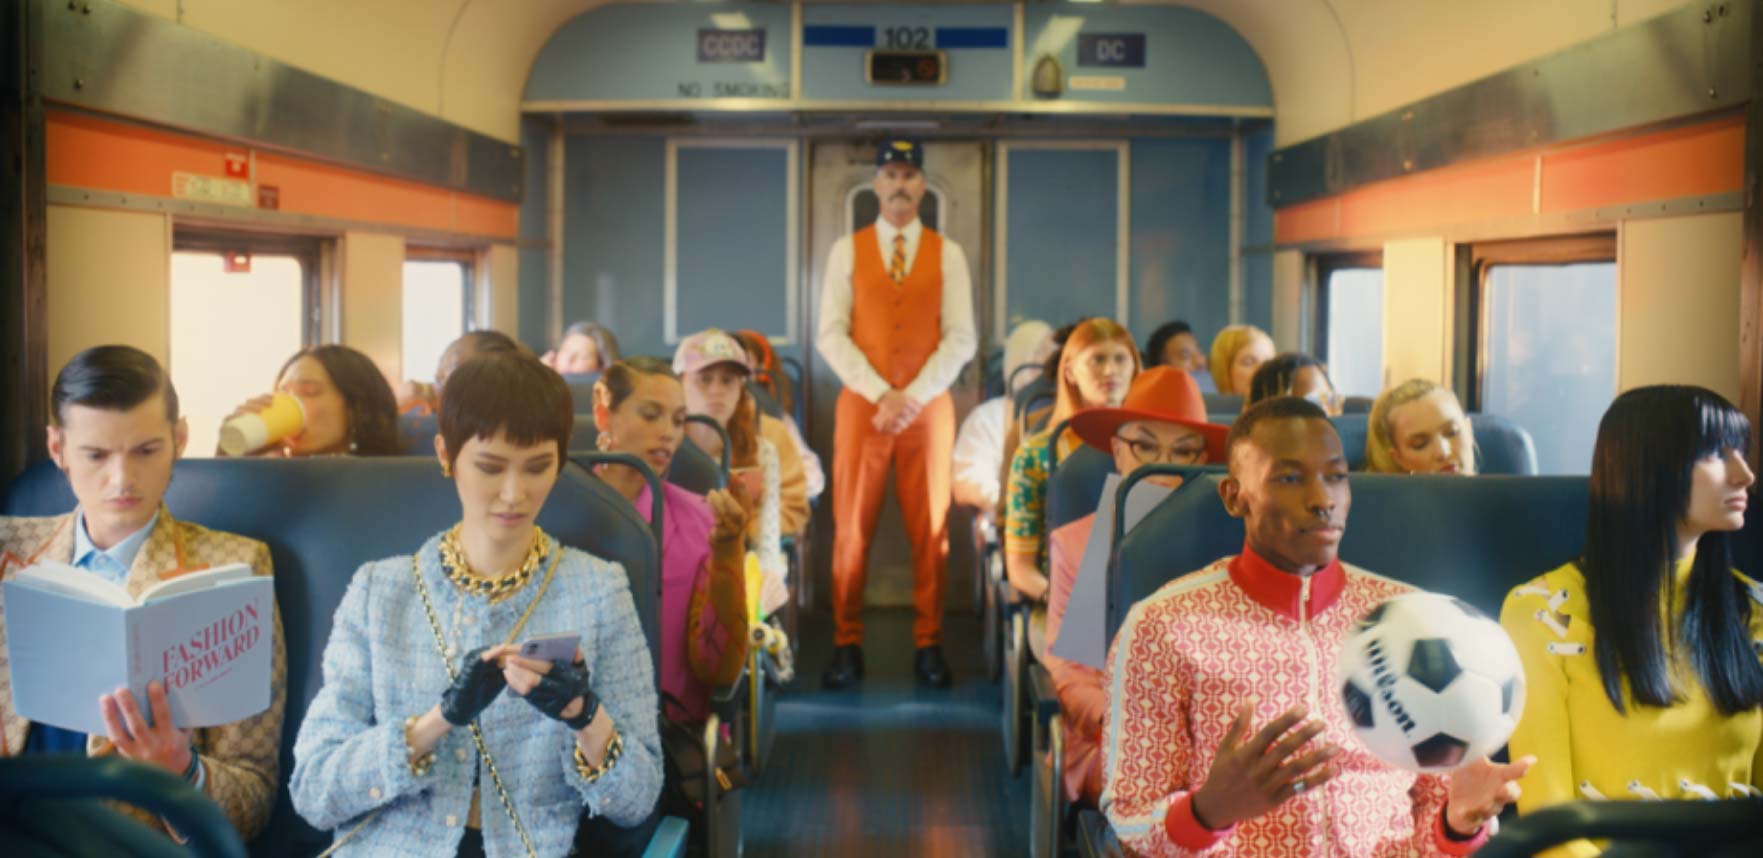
[3,561,274,736]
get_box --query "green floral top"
[1004,428,1082,566]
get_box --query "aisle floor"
[740,607,1031,857]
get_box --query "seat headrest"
[748,382,783,419]
[1330,413,1370,470]
[561,372,601,414]
[1047,446,1114,533]
[1202,392,1243,413]
[1109,473,1588,643]
[1469,413,1539,476]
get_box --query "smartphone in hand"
[518,632,581,665]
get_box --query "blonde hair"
[1366,379,1477,474]
[1052,318,1140,426]
[1208,325,1270,395]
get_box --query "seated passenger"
[590,356,750,723]
[1004,318,1139,636]
[544,321,620,376]
[1365,380,1476,475]
[1247,353,1342,415]
[1501,385,1763,855]
[1101,397,1526,857]
[220,344,402,457]
[1142,320,1215,392]
[1045,367,1226,807]
[995,320,1076,522]
[0,345,286,840]
[676,329,795,615]
[733,329,825,502]
[290,353,661,857]
[953,319,1053,518]
[396,330,529,416]
[1208,324,1275,398]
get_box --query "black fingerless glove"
[522,660,599,730]
[440,645,507,726]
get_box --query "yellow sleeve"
[1500,582,1577,814]
[763,417,810,536]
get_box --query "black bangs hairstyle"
[438,353,574,469]
[1246,352,1332,408]
[278,345,402,456]
[1143,320,1195,368]
[1583,384,1763,715]
[52,344,180,425]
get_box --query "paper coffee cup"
[219,393,305,456]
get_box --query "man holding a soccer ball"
[1100,397,1532,857]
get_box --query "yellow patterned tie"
[889,234,907,284]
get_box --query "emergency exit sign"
[1077,33,1146,68]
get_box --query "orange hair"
[1051,318,1140,425]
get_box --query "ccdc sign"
[697,29,766,63]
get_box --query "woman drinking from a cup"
[218,345,402,457]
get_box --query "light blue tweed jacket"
[290,533,662,857]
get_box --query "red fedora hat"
[1067,366,1229,463]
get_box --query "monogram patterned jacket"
[0,510,287,840]
[1101,545,1487,858]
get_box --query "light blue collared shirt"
[71,508,159,587]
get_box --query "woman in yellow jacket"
[1501,385,1763,856]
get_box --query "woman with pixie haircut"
[291,353,661,858]
[1501,386,1763,856]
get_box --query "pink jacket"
[1101,544,1488,857]
[636,482,744,724]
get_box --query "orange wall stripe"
[1274,114,1745,245]
[46,109,518,240]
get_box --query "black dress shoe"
[914,645,953,689]
[822,644,865,690]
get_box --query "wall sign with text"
[1076,33,1146,68]
[697,29,766,63]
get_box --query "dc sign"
[697,29,766,63]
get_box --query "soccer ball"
[1333,592,1525,772]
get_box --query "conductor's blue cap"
[876,138,924,170]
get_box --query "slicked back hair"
[439,353,574,469]
[51,345,179,426]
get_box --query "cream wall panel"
[341,232,407,385]
[46,205,170,374]
[1618,213,1743,400]
[1271,249,1307,350]
[482,244,520,336]
[1381,236,1449,386]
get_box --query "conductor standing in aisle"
[816,138,977,690]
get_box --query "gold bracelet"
[573,727,623,783]
[404,715,436,777]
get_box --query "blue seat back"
[748,382,783,419]
[561,372,601,414]
[1047,446,1114,532]
[1332,413,1370,470]
[2,457,660,856]
[1470,413,1539,476]
[1202,392,1243,413]
[1108,472,1588,644]
[399,413,599,456]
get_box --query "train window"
[402,254,472,382]
[170,250,309,457]
[1319,262,1385,397]
[1479,256,1617,475]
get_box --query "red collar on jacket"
[1227,541,1345,621]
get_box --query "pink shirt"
[634,482,736,724]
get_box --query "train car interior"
[1,1,1762,856]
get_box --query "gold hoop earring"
[595,433,612,452]
[440,461,452,478]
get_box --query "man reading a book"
[0,345,287,841]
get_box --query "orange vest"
[850,224,944,390]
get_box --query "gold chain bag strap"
[317,535,563,858]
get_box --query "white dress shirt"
[952,397,1009,508]
[816,217,978,404]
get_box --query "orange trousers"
[831,389,954,647]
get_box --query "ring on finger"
[1292,780,1308,796]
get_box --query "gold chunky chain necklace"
[438,523,549,604]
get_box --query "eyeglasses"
[1115,431,1207,466]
